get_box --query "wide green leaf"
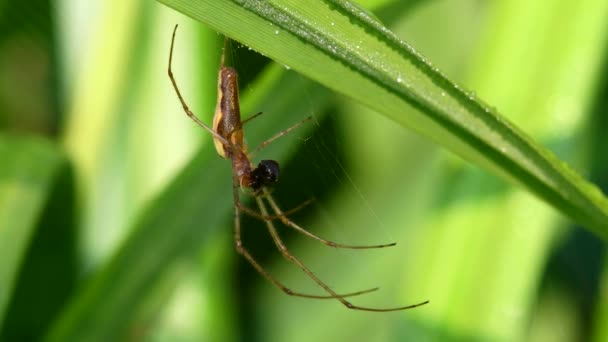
[0,134,66,329]
[156,0,608,235]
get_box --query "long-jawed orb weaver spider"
[167,25,428,312]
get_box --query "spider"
[167,25,428,312]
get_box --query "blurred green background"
[1,0,607,341]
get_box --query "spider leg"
[232,175,377,299]
[261,188,396,249]
[241,111,263,126]
[255,195,429,312]
[237,198,314,220]
[168,25,230,147]
[248,116,313,159]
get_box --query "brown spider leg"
[241,111,263,126]
[261,188,396,249]
[232,174,378,299]
[237,198,314,220]
[255,195,429,312]
[168,25,230,147]
[248,116,313,158]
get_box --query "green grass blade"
[0,135,66,329]
[156,0,608,235]
[593,263,608,342]
[44,150,228,342]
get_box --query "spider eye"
[251,159,280,190]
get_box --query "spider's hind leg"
[255,195,429,312]
[232,184,377,300]
[262,188,397,249]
